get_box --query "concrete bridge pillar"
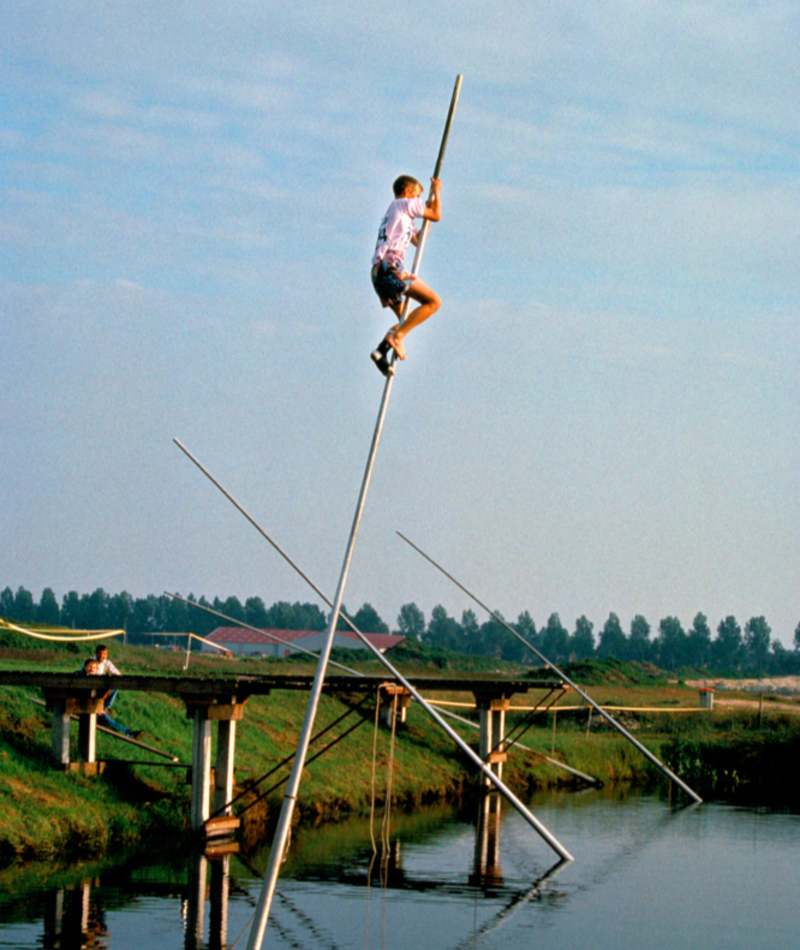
[43,690,105,770]
[473,693,510,785]
[185,698,248,831]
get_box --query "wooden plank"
[204,816,240,838]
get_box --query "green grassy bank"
[1,640,799,868]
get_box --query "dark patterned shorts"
[371,258,414,309]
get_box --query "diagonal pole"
[396,531,703,804]
[245,76,465,950]
[173,439,587,829]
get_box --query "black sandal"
[370,342,395,377]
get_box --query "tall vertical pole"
[245,76,464,950]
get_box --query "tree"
[36,587,60,625]
[295,602,327,630]
[461,609,482,653]
[244,596,268,628]
[217,596,244,624]
[484,611,527,662]
[795,620,800,652]
[569,615,595,661]
[479,614,511,659]
[770,640,792,675]
[512,611,538,661]
[81,588,110,629]
[397,603,426,641]
[130,595,160,635]
[713,616,743,671]
[194,596,219,637]
[11,586,35,623]
[352,603,389,634]
[656,616,687,670]
[0,587,14,620]
[264,601,295,629]
[60,591,82,629]
[597,612,627,660]
[424,605,461,651]
[540,613,569,665]
[686,612,712,668]
[744,616,771,673]
[629,615,652,662]
[108,591,134,630]
[264,601,326,630]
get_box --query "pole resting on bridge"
[174,441,576,859]
[245,75,467,950]
[396,531,704,805]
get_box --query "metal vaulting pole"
[397,532,704,805]
[245,76,464,950]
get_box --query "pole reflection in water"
[208,854,232,950]
[471,792,503,888]
[184,846,236,950]
[42,879,109,950]
[459,790,569,949]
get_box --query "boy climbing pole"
[370,175,442,375]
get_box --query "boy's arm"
[421,177,442,222]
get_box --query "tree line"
[3,584,800,675]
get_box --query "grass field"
[1,637,798,867]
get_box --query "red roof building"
[205,626,404,658]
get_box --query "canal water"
[1,787,798,949]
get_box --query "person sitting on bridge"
[81,658,144,740]
[91,643,121,709]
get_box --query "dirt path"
[713,697,800,715]
[685,675,800,695]
[683,675,800,714]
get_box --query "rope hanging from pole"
[381,691,399,856]
[369,685,384,855]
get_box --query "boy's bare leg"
[384,279,441,360]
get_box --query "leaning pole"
[245,76,463,950]
[397,531,704,804]
[174,439,580,842]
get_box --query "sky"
[1,1,798,645]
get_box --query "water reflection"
[182,850,236,950]
[42,881,109,949]
[36,845,238,950]
[33,793,549,949]
[471,791,502,886]
[3,791,798,950]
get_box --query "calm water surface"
[1,789,798,949]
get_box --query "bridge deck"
[0,670,564,700]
